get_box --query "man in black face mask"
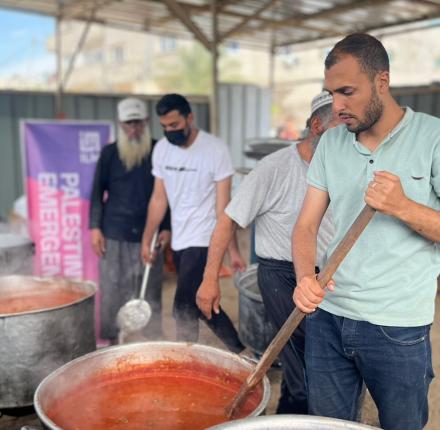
[141,93,245,353]
[163,121,191,146]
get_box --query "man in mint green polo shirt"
[292,33,440,430]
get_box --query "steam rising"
[0,231,34,276]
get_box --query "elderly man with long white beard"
[89,97,171,345]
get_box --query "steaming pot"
[0,275,96,408]
[0,233,34,275]
[34,342,271,429]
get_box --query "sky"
[0,6,439,88]
[0,8,55,78]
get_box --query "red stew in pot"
[46,359,262,430]
[0,288,87,314]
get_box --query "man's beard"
[117,127,151,171]
[348,87,384,134]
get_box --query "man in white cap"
[89,97,171,344]
[196,91,341,413]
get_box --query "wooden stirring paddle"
[226,205,376,419]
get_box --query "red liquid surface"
[46,360,262,430]
[0,290,87,314]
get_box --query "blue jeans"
[306,308,434,430]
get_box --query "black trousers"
[257,256,309,414]
[173,247,244,354]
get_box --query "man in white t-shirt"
[196,91,340,413]
[141,93,245,352]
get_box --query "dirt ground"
[1,228,439,429]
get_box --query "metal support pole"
[268,32,276,140]
[63,17,93,88]
[210,0,219,135]
[55,16,63,117]
[269,32,275,91]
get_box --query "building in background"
[44,21,271,95]
[273,25,440,134]
[1,10,440,134]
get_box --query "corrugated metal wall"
[0,84,271,218]
[0,91,209,219]
[219,84,271,169]
[2,84,438,218]
[392,85,440,117]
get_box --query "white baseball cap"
[310,90,333,116]
[117,97,148,122]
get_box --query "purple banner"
[22,120,113,339]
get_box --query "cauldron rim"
[207,414,382,429]
[0,232,33,248]
[34,341,271,430]
[0,275,97,317]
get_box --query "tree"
[153,42,244,94]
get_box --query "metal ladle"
[116,231,158,338]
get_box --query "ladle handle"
[315,205,376,289]
[139,231,158,301]
[226,205,376,418]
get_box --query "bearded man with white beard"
[89,97,171,345]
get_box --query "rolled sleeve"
[151,142,164,179]
[225,165,270,229]
[307,136,328,192]
[431,141,440,199]
[214,141,234,181]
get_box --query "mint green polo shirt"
[308,108,440,326]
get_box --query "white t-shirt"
[152,130,234,251]
[226,144,334,268]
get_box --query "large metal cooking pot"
[34,342,271,429]
[0,275,96,408]
[208,415,381,429]
[0,233,34,275]
[235,264,276,354]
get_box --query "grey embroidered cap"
[310,90,333,116]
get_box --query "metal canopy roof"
[1,0,440,51]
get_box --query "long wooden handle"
[226,205,376,418]
[316,205,376,288]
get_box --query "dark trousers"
[257,256,308,414]
[173,247,244,354]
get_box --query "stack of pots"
[234,264,276,354]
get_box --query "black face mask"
[165,128,189,147]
